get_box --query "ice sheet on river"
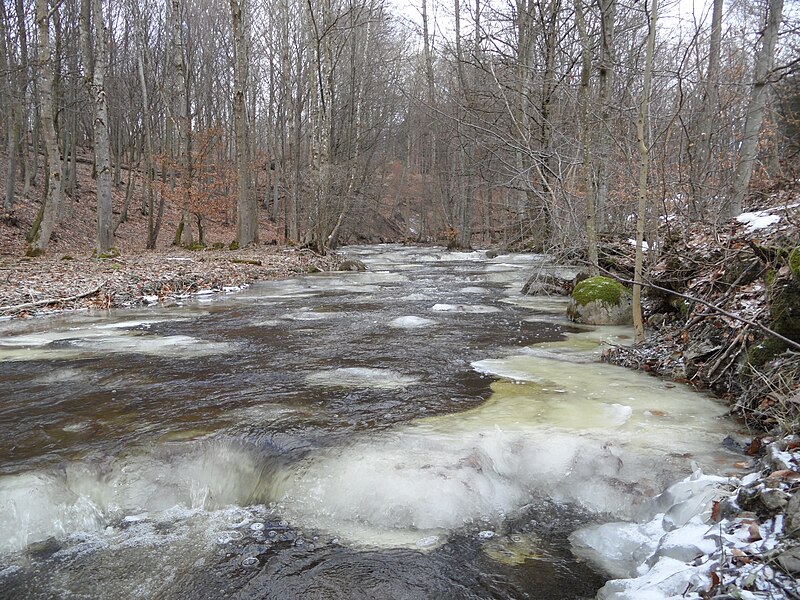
[0,318,233,361]
[278,348,735,548]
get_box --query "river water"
[0,245,740,599]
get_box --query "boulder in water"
[521,272,573,296]
[339,259,367,272]
[567,276,632,325]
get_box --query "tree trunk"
[728,0,784,217]
[575,0,598,274]
[595,0,615,233]
[633,0,658,343]
[0,4,16,213]
[83,0,114,254]
[689,0,722,217]
[171,0,193,245]
[29,0,65,255]
[231,0,257,247]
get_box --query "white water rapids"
[0,246,744,599]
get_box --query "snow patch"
[737,210,781,232]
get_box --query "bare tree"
[81,0,114,253]
[633,0,658,343]
[171,0,193,246]
[28,0,65,255]
[729,0,784,216]
[231,0,257,247]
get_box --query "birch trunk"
[84,0,114,253]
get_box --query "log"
[0,282,106,315]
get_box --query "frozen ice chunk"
[647,517,717,565]
[597,557,711,600]
[388,316,436,328]
[570,517,664,579]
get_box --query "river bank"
[0,247,342,318]
[571,188,800,599]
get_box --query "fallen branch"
[596,265,800,353]
[0,282,107,315]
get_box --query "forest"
[0,0,797,259]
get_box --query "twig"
[596,265,800,353]
[0,282,107,315]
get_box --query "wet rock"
[566,276,632,326]
[776,546,800,574]
[759,488,790,511]
[521,272,572,296]
[683,340,721,363]
[338,259,367,272]
[786,492,800,538]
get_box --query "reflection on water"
[0,245,739,599]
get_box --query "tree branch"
[596,265,800,353]
[0,281,107,315]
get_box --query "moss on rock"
[567,276,632,325]
[95,247,121,259]
[572,276,627,307]
[747,337,787,368]
[789,247,800,280]
[769,278,800,343]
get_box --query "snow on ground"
[737,202,799,233]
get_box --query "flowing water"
[0,246,741,599]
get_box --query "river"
[0,245,740,599]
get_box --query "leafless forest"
[0,0,797,256]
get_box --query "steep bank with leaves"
[602,181,800,434]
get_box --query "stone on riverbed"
[521,272,574,296]
[567,276,632,326]
[339,259,367,272]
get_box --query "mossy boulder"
[747,337,787,368]
[769,276,800,343]
[567,276,632,325]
